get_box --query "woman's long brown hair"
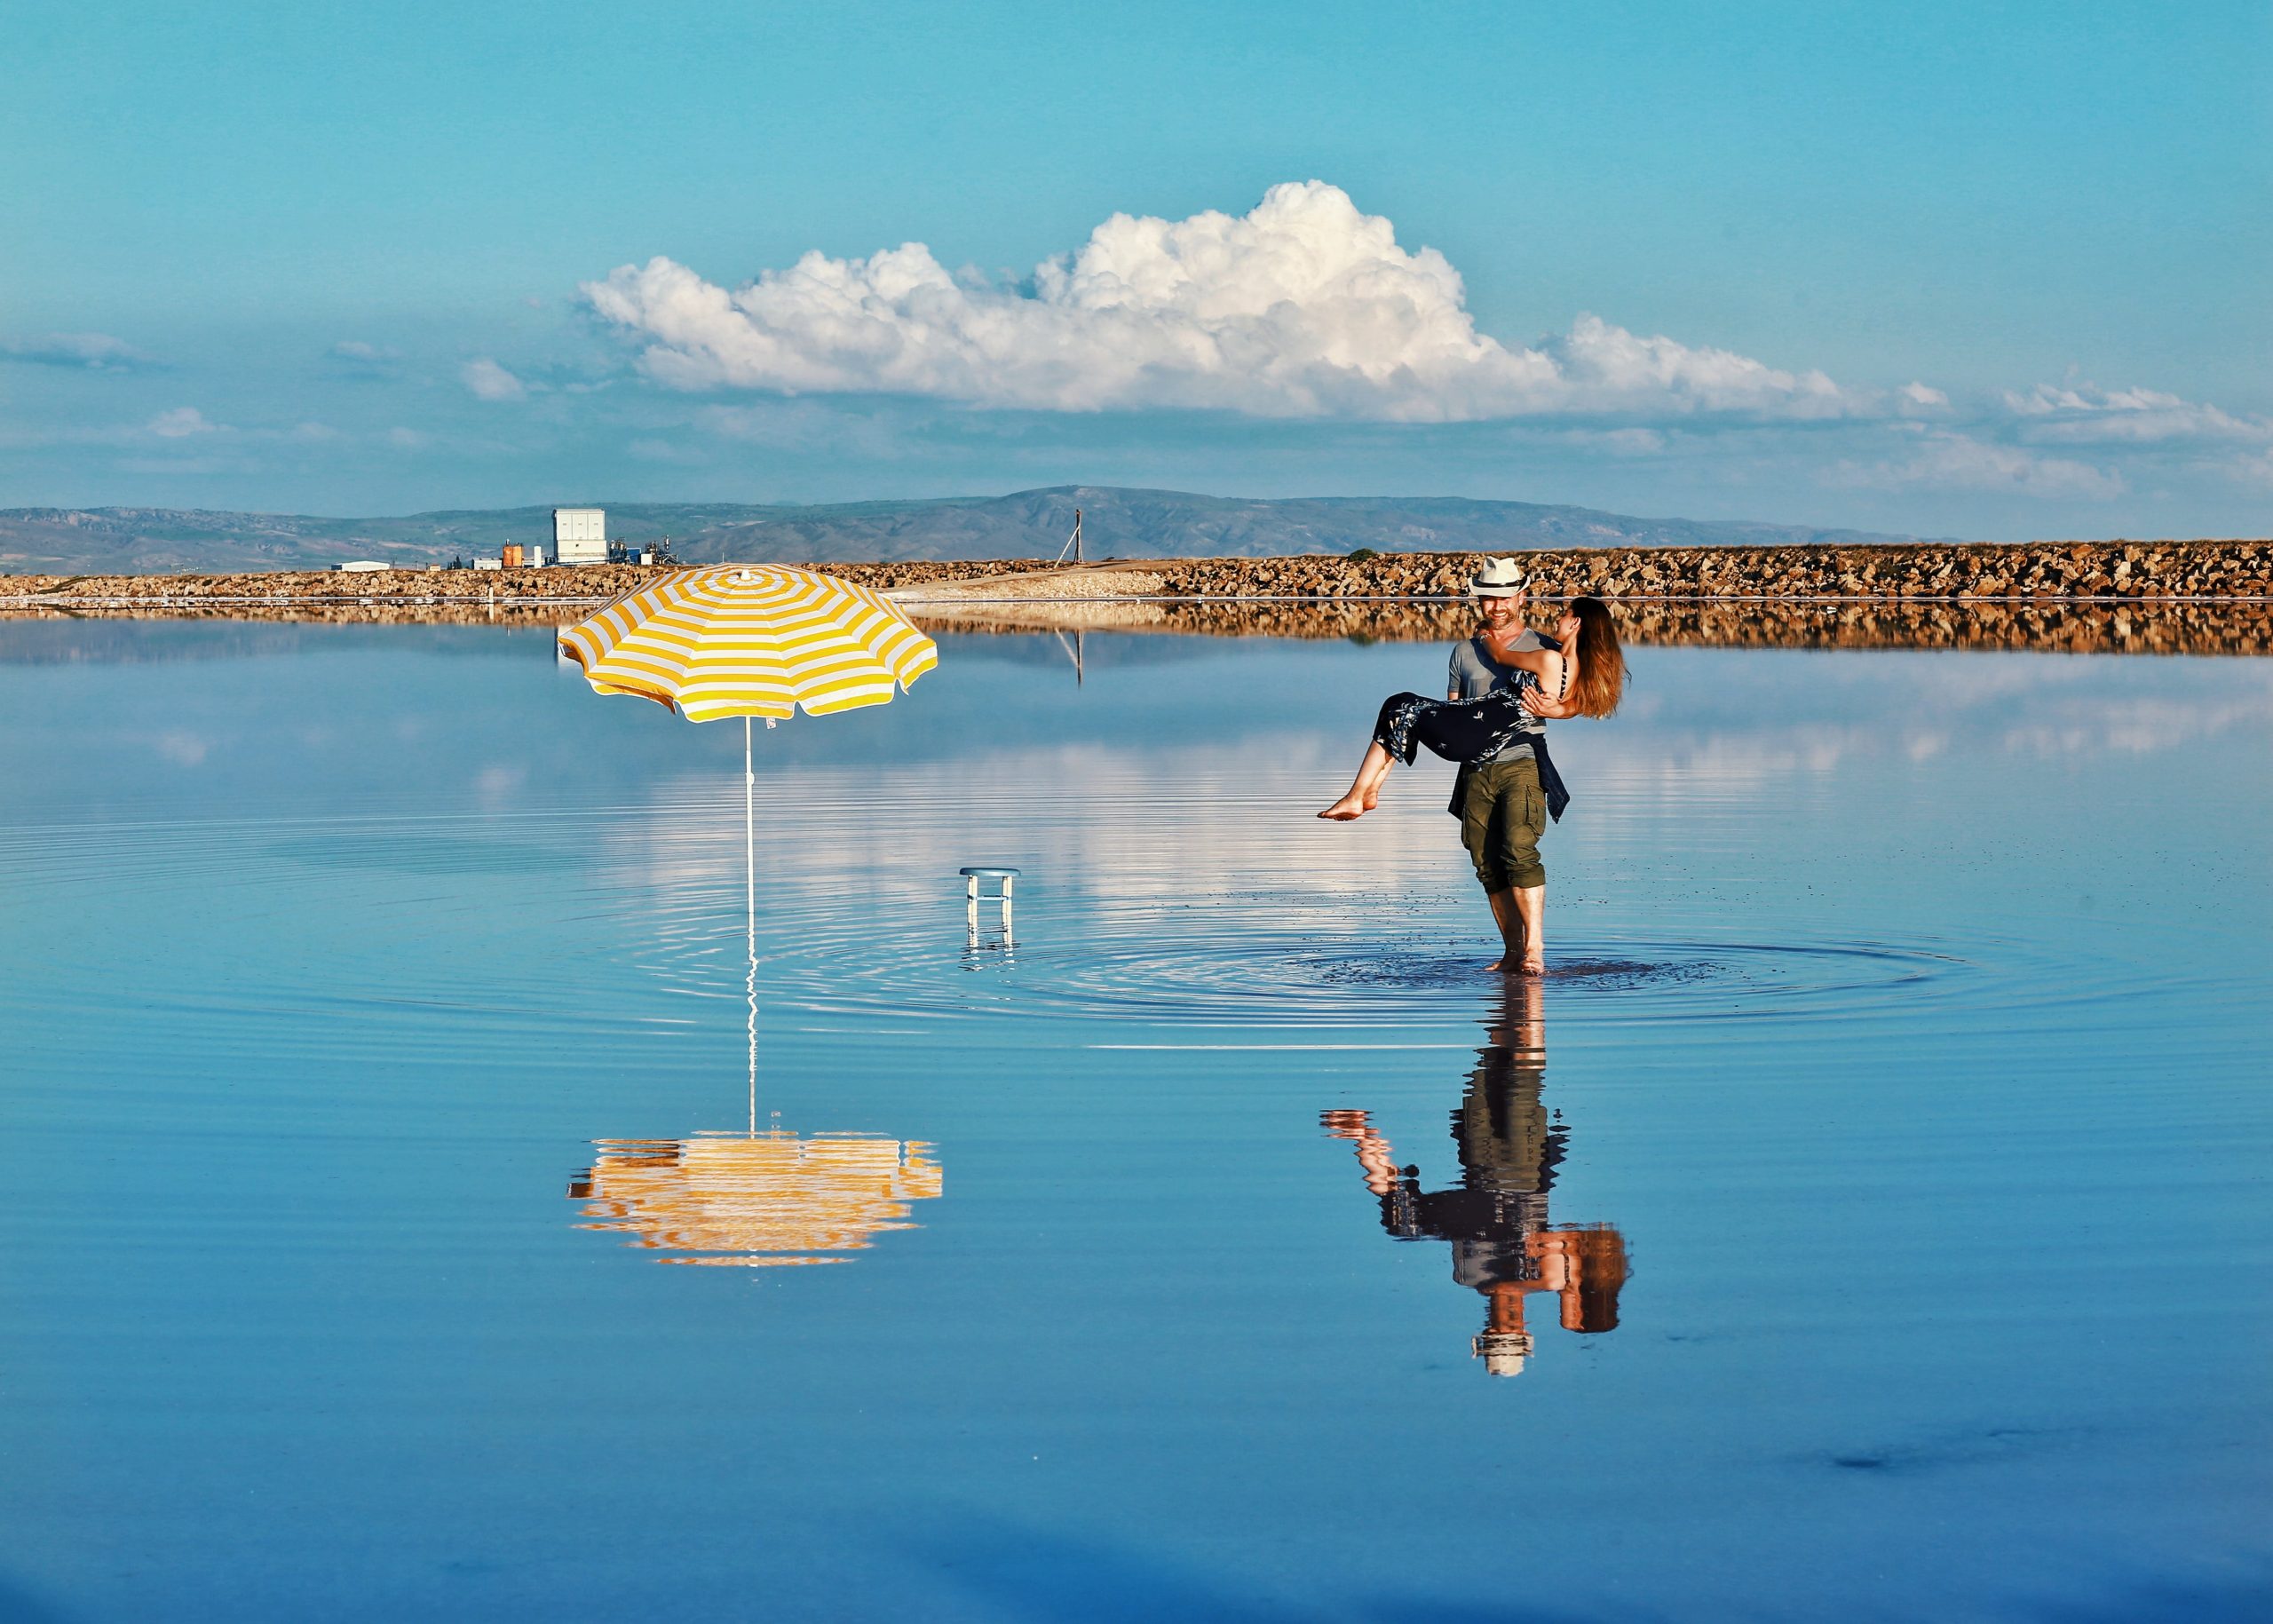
[1564,596,1627,718]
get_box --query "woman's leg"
[1319,693,1437,820]
[1318,741,1394,820]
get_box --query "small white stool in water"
[961,867,1020,951]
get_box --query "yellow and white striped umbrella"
[558,563,941,1167]
[558,564,937,721]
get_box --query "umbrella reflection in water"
[556,565,945,1268]
[569,1131,943,1267]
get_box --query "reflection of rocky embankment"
[918,598,2273,657]
[6,592,2269,656]
[4,537,2269,654]
[0,598,581,627]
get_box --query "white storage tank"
[553,507,607,565]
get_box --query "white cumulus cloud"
[583,180,1859,423]
[1830,429,2124,499]
[462,357,527,400]
[3,331,159,370]
[2002,380,2270,445]
[147,406,223,439]
[2230,448,2273,487]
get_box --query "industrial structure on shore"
[455,508,673,571]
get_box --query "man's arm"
[1498,646,1562,682]
[1519,650,1580,717]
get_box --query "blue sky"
[4,0,2266,537]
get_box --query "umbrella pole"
[746,713,757,1137]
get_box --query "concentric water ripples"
[0,791,2231,1060]
[0,826,2077,1048]
[625,875,1985,1030]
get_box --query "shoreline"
[1,535,2267,612]
[3,538,2269,656]
[7,593,2267,659]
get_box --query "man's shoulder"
[1511,628,1546,651]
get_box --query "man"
[1447,558,1552,973]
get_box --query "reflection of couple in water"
[1320,558,1627,974]
[1322,975,1627,1377]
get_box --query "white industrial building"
[553,507,607,565]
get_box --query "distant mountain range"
[0,486,1943,575]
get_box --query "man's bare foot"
[1517,955,1546,976]
[1317,794,1367,820]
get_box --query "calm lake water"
[1,618,2269,1621]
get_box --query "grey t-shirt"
[1447,630,1545,764]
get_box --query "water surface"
[1,620,2268,1620]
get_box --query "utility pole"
[1053,507,1088,569]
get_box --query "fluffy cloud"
[461,357,527,400]
[4,331,158,370]
[2230,448,2273,487]
[147,406,224,439]
[1831,429,2124,498]
[584,181,1857,422]
[2002,380,2271,446]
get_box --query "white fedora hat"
[1468,557,1529,598]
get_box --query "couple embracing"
[1319,558,1627,975]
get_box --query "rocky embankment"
[899,537,2272,601]
[9,569,2269,655]
[0,558,1054,606]
[5,535,2265,608]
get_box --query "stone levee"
[5,536,2267,608]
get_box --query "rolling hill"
[0,487,1940,575]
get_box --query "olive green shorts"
[1461,756,1547,892]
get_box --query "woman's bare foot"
[1321,744,1394,820]
[1517,955,1546,976]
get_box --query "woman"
[1317,595,1627,822]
